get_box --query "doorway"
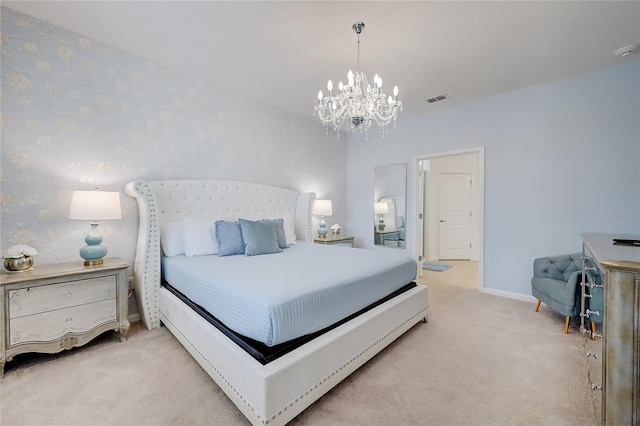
[415,148,484,289]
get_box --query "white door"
[438,173,472,259]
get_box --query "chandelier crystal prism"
[314,22,402,137]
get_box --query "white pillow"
[283,211,297,245]
[184,218,218,256]
[160,221,185,256]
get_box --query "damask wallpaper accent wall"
[0,8,346,286]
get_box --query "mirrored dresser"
[580,233,640,425]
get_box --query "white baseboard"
[128,313,141,323]
[479,287,537,303]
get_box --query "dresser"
[580,233,640,425]
[0,257,130,378]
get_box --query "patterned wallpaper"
[0,7,346,276]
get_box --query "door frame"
[414,147,484,290]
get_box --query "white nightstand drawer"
[9,298,117,345]
[314,235,354,247]
[9,276,116,319]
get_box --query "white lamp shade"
[312,199,333,217]
[374,202,389,214]
[69,190,122,221]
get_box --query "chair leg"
[564,316,570,334]
[535,300,541,312]
[591,322,597,341]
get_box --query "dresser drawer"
[9,298,117,345]
[9,276,116,319]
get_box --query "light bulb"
[327,80,333,92]
[393,85,399,97]
[318,90,323,101]
[338,81,344,90]
[388,96,393,104]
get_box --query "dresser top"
[582,233,640,271]
[0,257,128,285]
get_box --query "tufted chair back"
[533,253,583,282]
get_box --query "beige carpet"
[0,262,597,425]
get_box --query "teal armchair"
[531,253,583,334]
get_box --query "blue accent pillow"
[214,220,245,256]
[239,219,281,256]
[259,218,288,249]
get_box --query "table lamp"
[69,189,122,265]
[375,202,389,231]
[312,199,333,238]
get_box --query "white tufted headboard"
[125,179,316,330]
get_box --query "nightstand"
[375,229,400,246]
[314,235,355,247]
[0,257,130,378]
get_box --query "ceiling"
[4,1,640,121]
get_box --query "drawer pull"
[590,283,603,289]
[591,384,602,392]
[587,352,598,359]
[65,291,72,298]
[581,309,600,318]
[66,317,73,324]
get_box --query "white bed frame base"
[125,179,429,425]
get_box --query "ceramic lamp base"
[317,217,328,238]
[80,223,107,266]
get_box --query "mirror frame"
[374,163,407,249]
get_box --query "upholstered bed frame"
[125,179,429,425]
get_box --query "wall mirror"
[374,163,407,248]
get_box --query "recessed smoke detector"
[615,44,638,57]
[426,94,448,104]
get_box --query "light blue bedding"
[162,241,417,346]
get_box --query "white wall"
[347,60,640,297]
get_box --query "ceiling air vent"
[426,94,448,104]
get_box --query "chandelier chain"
[356,31,360,72]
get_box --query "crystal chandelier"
[314,21,402,137]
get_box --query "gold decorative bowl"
[4,256,34,272]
